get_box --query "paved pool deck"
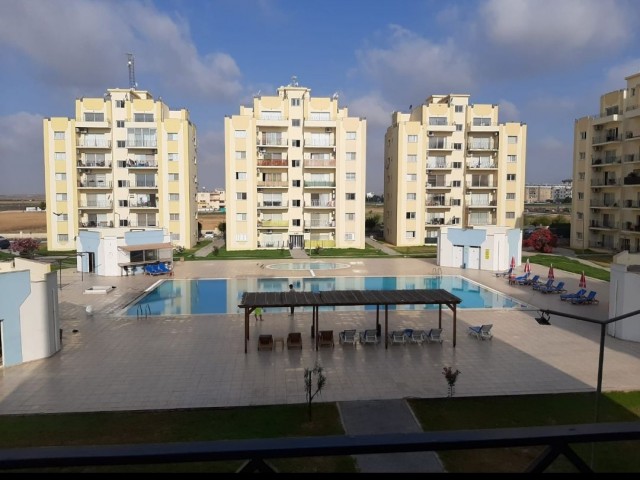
[1,257,639,415]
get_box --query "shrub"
[523,228,557,253]
[10,238,41,258]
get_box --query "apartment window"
[579,152,585,160]
[406,212,416,219]
[55,173,66,181]
[346,213,355,221]
[407,135,418,143]
[292,180,301,187]
[453,161,462,168]
[580,131,587,139]
[167,133,178,141]
[346,131,356,140]
[346,193,355,200]
[292,219,301,226]
[346,172,356,181]
[292,159,301,167]
[170,233,180,241]
[114,120,123,128]
[234,130,247,138]
[508,155,517,163]
[170,213,180,221]
[236,192,247,200]
[169,193,179,201]
[169,173,179,181]
[134,113,154,122]
[116,100,125,108]
[56,214,68,221]
[405,231,416,239]
[473,117,492,127]
[119,200,129,207]
[292,199,301,207]
[292,139,301,147]
[455,105,463,113]
[291,98,300,106]
[117,140,125,148]
[55,193,67,201]
[168,153,178,162]
[452,180,461,187]
[507,174,516,181]
[54,131,65,140]
[117,180,129,187]
[579,172,585,180]
[451,217,460,225]
[578,192,584,200]
[407,154,417,163]
[83,112,104,122]
[407,174,417,182]
[346,152,356,161]
[456,124,462,131]
[235,172,246,180]
[57,234,69,242]
[451,199,461,206]
[236,213,247,221]
[577,212,583,220]
[235,151,246,159]
[235,234,248,242]
[506,193,516,200]
[54,152,66,160]
[292,119,300,127]
[453,143,462,150]
[508,136,518,144]
[345,232,355,241]
[506,212,515,219]
[407,193,416,200]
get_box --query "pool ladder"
[137,304,151,319]
[432,267,443,277]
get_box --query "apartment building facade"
[224,81,366,251]
[43,88,198,252]
[571,72,640,254]
[526,181,572,204]
[197,189,226,212]
[383,94,527,246]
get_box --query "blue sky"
[1,0,640,195]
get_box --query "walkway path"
[365,237,401,255]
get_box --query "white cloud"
[497,99,520,122]
[355,25,474,106]
[347,92,395,129]
[195,127,226,191]
[0,0,242,99]
[480,0,632,67]
[0,112,44,194]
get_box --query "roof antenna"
[127,53,137,89]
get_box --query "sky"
[1,0,640,196]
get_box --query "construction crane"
[127,53,137,89]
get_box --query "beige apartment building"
[383,94,527,246]
[43,88,198,251]
[571,72,640,254]
[197,189,226,212]
[224,80,366,251]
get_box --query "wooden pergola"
[238,289,462,353]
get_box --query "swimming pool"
[266,262,351,271]
[125,275,525,316]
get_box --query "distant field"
[0,211,47,233]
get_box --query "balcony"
[426,182,452,189]
[467,121,499,133]
[589,221,619,229]
[305,159,336,167]
[589,200,619,208]
[78,220,115,228]
[257,181,288,188]
[129,201,158,208]
[257,159,288,167]
[306,200,335,208]
[303,181,335,188]
[304,139,335,148]
[426,197,451,207]
[77,181,113,189]
[426,218,445,225]
[258,201,288,208]
[622,221,640,232]
[591,178,620,187]
[256,114,288,127]
[257,137,288,147]
[623,174,640,185]
[466,181,495,189]
[126,141,158,149]
[466,162,497,169]
[467,200,498,208]
[77,138,111,148]
[592,134,621,145]
[623,200,640,208]
[426,162,451,170]
[258,220,288,228]
[78,201,113,209]
[127,160,158,169]
[427,139,451,150]
[130,182,157,189]
[306,219,335,228]
[77,160,111,168]
[467,142,497,152]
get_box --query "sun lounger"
[258,334,274,351]
[560,289,587,302]
[533,279,554,291]
[339,329,358,346]
[359,329,379,345]
[571,291,599,305]
[426,328,443,344]
[388,330,407,345]
[318,330,334,348]
[287,332,302,350]
[540,281,566,294]
[408,329,427,345]
[468,324,493,340]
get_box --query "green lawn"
[2,392,639,472]
[307,244,387,257]
[526,254,610,282]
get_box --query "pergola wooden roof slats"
[239,289,462,353]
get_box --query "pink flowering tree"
[10,238,41,258]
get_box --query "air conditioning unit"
[78,128,88,133]
[428,132,434,136]
[325,128,332,133]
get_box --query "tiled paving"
[1,257,639,415]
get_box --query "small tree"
[304,361,326,420]
[218,222,226,238]
[524,228,557,253]
[365,212,381,232]
[10,238,41,258]
[442,366,461,397]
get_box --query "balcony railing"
[589,201,619,207]
[77,161,112,168]
[258,220,288,227]
[257,181,288,188]
[466,163,497,169]
[590,221,619,229]
[466,182,495,189]
[79,221,115,228]
[258,201,288,208]
[78,201,113,208]
[78,181,113,188]
[426,182,452,188]
[304,140,335,147]
[592,134,621,144]
[304,181,335,187]
[591,178,620,186]
[126,141,158,148]
[306,220,335,228]
[77,138,111,148]
[305,159,336,167]
[426,162,451,169]
[257,159,288,167]
[307,200,335,207]
[129,202,158,208]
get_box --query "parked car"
[203,231,215,239]
[0,236,10,249]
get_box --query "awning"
[118,242,173,252]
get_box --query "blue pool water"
[125,275,524,316]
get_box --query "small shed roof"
[239,289,462,309]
